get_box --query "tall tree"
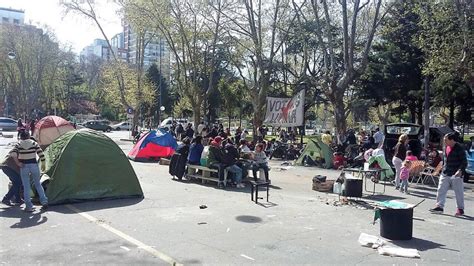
[61,0,132,113]
[358,0,424,124]
[291,0,390,134]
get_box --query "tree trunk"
[193,105,201,134]
[331,90,347,136]
[448,99,455,129]
[417,103,423,125]
[409,107,416,123]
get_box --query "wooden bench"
[186,164,228,187]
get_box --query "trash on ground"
[197,222,207,225]
[358,233,386,248]
[377,246,420,258]
[358,233,420,258]
[199,205,207,209]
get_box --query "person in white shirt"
[373,128,384,146]
[239,139,251,153]
[241,130,248,141]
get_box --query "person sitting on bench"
[222,140,245,188]
[188,136,204,165]
[252,143,270,183]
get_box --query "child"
[405,150,418,161]
[399,160,411,193]
[252,143,270,183]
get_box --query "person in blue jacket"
[188,136,204,165]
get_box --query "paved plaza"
[1,131,473,265]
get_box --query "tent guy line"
[65,204,182,266]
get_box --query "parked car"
[111,121,131,131]
[0,117,18,131]
[82,120,112,132]
[159,117,189,131]
[383,123,423,164]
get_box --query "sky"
[1,0,122,53]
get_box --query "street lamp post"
[4,52,16,117]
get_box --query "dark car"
[82,120,112,132]
[383,123,423,164]
[0,117,18,131]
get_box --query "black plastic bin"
[380,207,413,240]
[343,178,363,197]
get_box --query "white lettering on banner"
[264,90,305,127]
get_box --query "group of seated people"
[175,136,271,189]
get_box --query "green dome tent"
[295,137,333,169]
[43,129,143,205]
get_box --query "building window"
[13,19,19,24]
[2,17,9,23]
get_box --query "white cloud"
[1,0,122,53]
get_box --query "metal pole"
[53,86,57,116]
[423,77,430,150]
[158,38,163,125]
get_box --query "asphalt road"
[1,130,473,265]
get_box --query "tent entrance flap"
[296,138,333,169]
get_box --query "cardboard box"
[312,180,335,192]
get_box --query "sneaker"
[455,208,464,216]
[12,199,24,205]
[1,199,13,206]
[429,206,444,213]
[217,182,224,189]
[40,204,48,211]
[24,207,35,213]
[236,183,245,188]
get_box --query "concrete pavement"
[1,131,473,265]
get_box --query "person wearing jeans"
[1,151,22,206]
[12,131,48,212]
[226,164,243,187]
[430,133,467,216]
[392,134,408,189]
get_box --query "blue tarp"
[140,129,178,150]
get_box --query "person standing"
[12,131,48,212]
[373,128,384,147]
[392,134,408,189]
[17,118,25,140]
[1,149,22,206]
[29,119,36,136]
[430,133,467,216]
[399,160,411,194]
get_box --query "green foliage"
[358,0,424,123]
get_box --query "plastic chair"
[408,160,426,184]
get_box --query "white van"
[159,118,189,130]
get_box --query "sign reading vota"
[264,90,305,127]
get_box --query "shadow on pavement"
[0,206,48,228]
[391,237,460,252]
[407,190,437,200]
[256,202,278,208]
[235,215,263,223]
[363,194,406,201]
[411,185,438,192]
[47,197,144,214]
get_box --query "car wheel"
[106,127,112,132]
